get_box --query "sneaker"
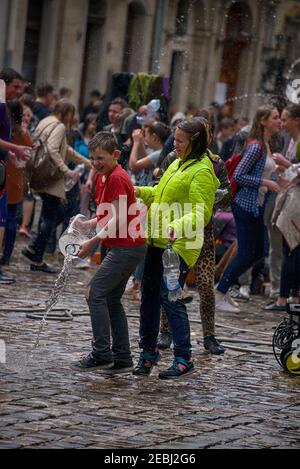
[227,293,240,308]
[0,272,16,285]
[101,361,133,375]
[230,286,249,302]
[157,331,173,350]
[264,301,286,312]
[204,336,225,355]
[74,258,92,269]
[30,263,58,274]
[133,351,161,376]
[215,292,240,313]
[21,247,42,264]
[158,357,195,380]
[181,290,194,304]
[71,353,114,371]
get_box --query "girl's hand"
[168,227,177,243]
[132,129,144,144]
[262,179,282,193]
[272,153,290,168]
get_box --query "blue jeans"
[3,203,20,261]
[139,246,191,360]
[218,203,265,294]
[30,193,63,262]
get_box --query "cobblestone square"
[0,240,299,449]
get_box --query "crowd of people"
[0,66,299,379]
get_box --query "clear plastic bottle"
[162,243,183,301]
[283,163,300,183]
[146,99,160,114]
[214,188,228,204]
[58,214,94,257]
[136,99,161,126]
[64,164,85,192]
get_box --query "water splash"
[32,254,73,350]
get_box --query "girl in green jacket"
[133,118,220,379]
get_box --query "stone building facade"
[0,0,300,116]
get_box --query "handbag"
[26,122,63,190]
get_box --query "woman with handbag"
[215,105,282,312]
[22,99,91,273]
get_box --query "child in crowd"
[71,132,146,375]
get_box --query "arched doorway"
[219,1,252,108]
[22,0,45,84]
[122,1,146,72]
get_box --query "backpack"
[26,122,63,191]
[224,140,262,198]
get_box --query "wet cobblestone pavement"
[0,237,299,449]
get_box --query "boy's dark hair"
[90,89,101,98]
[36,82,54,98]
[146,121,171,144]
[0,67,23,84]
[110,97,128,109]
[285,103,300,119]
[177,117,208,160]
[89,131,119,154]
[59,87,71,98]
[219,117,235,131]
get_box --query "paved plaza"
[0,239,299,449]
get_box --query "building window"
[175,0,189,36]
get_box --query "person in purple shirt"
[0,68,31,284]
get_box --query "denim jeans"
[30,193,63,262]
[87,244,146,364]
[280,240,300,298]
[139,246,191,360]
[218,203,265,294]
[3,203,20,261]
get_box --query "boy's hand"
[134,186,141,198]
[78,237,99,259]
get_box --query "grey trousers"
[264,193,282,287]
[87,244,146,364]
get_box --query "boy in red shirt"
[71,132,146,374]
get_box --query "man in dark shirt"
[32,82,54,124]
[0,68,31,284]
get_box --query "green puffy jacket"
[139,154,220,267]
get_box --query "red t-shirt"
[94,164,145,248]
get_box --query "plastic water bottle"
[146,99,160,114]
[58,214,94,257]
[136,99,161,126]
[162,243,183,301]
[283,163,300,183]
[214,188,228,204]
[64,164,85,192]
